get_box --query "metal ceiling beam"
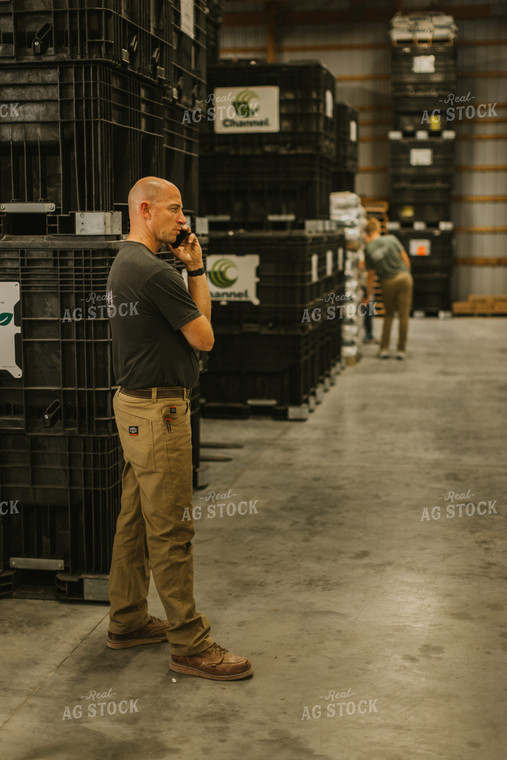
[224,4,506,26]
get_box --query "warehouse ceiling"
[222,0,507,28]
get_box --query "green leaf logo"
[233,90,260,118]
[209,259,239,289]
[0,312,13,326]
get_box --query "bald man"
[105,177,253,680]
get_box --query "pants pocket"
[115,406,156,471]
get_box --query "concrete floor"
[1,317,507,760]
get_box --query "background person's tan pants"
[380,271,414,352]
[108,387,213,656]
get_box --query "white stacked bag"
[389,12,457,44]
[330,192,367,361]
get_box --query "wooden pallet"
[452,295,507,316]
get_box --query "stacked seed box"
[0,0,216,598]
[388,11,457,313]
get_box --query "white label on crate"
[326,249,334,276]
[409,239,431,256]
[206,254,260,304]
[337,247,344,271]
[213,86,280,134]
[0,282,22,378]
[410,148,433,166]
[350,120,357,142]
[325,90,334,119]
[180,0,194,38]
[413,55,435,74]
[311,253,319,283]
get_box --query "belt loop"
[151,388,157,402]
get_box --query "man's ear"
[139,201,151,219]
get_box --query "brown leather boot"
[107,616,170,649]
[170,643,253,681]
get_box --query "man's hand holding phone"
[169,225,204,272]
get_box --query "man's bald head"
[128,177,179,213]
[126,176,187,252]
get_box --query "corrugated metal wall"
[221,1,507,300]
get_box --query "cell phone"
[172,229,190,248]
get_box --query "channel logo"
[232,90,260,118]
[209,258,239,289]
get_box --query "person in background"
[363,218,413,359]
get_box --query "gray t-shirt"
[107,241,202,389]
[364,235,408,281]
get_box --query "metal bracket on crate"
[75,211,122,236]
[32,22,52,56]
[0,202,55,213]
[195,217,209,236]
[10,557,65,571]
[43,399,61,428]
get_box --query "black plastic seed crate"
[200,60,336,158]
[200,153,332,222]
[389,137,455,188]
[201,324,327,407]
[391,44,457,99]
[0,238,120,435]
[0,62,168,232]
[0,0,173,84]
[0,432,123,577]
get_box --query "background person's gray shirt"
[364,234,408,281]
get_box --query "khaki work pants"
[108,387,213,656]
[380,271,414,352]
